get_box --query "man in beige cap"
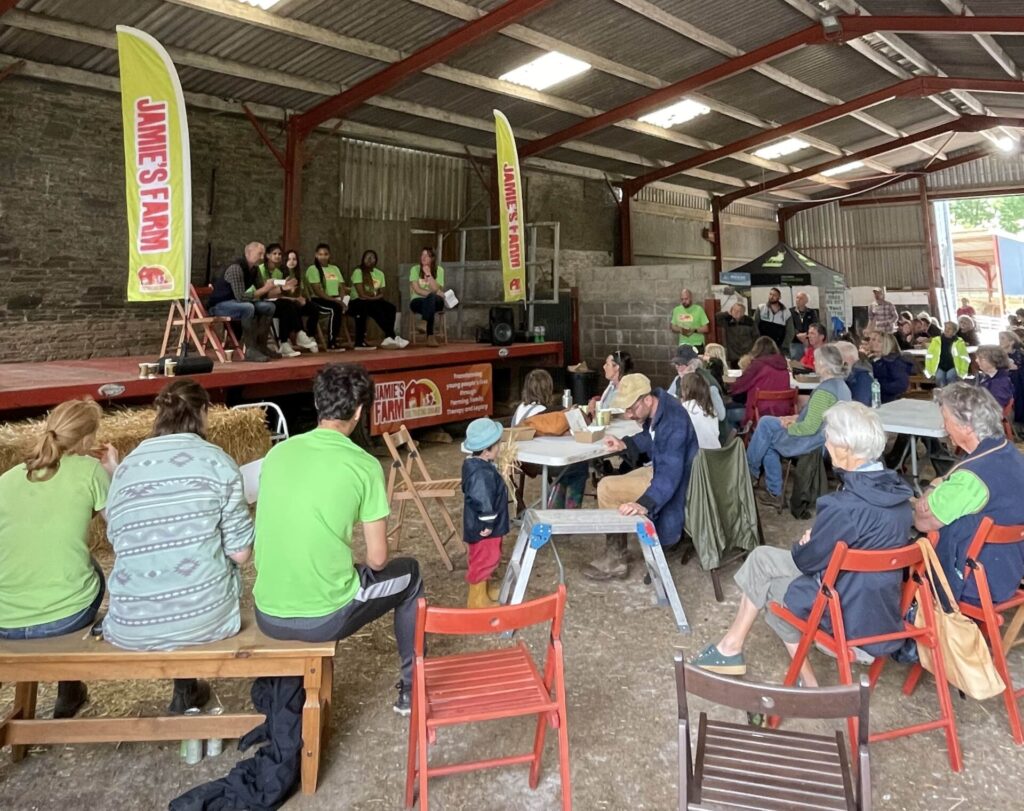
[584,373,700,581]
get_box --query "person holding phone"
[409,247,447,347]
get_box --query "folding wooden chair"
[768,540,963,771]
[383,424,460,571]
[160,284,244,362]
[404,586,570,810]
[409,310,448,346]
[676,651,871,811]
[946,517,1024,744]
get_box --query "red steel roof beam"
[519,23,827,159]
[719,115,1024,208]
[623,76,1024,196]
[291,0,556,138]
[0,0,22,17]
[840,16,1024,37]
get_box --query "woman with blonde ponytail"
[0,399,119,719]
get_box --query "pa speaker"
[489,306,515,346]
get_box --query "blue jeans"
[0,563,105,640]
[210,299,275,326]
[934,368,959,387]
[747,417,825,497]
[726,404,747,432]
[790,342,806,361]
[410,294,445,336]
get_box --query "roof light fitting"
[236,0,282,9]
[753,137,809,160]
[820,15,842,36]
[638,99,711,129]
[821,161,865,177]
[500,51,591,91]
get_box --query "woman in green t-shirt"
[306,242,348,350]
[409,246,448,347]
[349,249,407,350]
[0,399,118,719]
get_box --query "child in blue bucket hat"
[460,418,509,608]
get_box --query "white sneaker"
[380,337,397,348]
[394,336,410,349]
[279,340,301,358]
[295,331,318,352]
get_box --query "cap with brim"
[671,345,699,365]
[462,418,503,453]
[610,373,652,411]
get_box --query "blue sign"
[720,271,751,286]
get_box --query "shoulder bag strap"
[916,538,962,616]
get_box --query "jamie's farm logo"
[375,378,443,425]
[134,97,172,254]
[136,264,174,293]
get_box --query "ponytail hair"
[150,379,210,439]
[25,399,102,482]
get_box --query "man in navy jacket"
[584,374,699,581]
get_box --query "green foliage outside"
[949,196,1024,234]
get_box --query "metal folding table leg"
[499,512,535,604]
[635,520,690,633]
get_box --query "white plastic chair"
[232,402,289,444]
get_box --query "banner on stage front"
[117,26,191,302]
[371,364,492,435]
[494,110,526,303]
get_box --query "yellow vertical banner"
[494,110,526,302]
[116,26,191,302]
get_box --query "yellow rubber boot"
[486,579,501,602]
[467,581,498,609]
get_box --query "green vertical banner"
[116,26,191,302]
[494,110,526,302]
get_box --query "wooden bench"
[0,616,336,796]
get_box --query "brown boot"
[467,581,498,609]
[582,533,629,581]
[425,335,440,348]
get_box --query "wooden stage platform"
[0,341,563,417]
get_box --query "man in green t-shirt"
[253,364,424,715]
[670,288,709,348]
[305,242,348,350]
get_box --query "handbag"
[524,410,569,437]
[913,538,1005,701]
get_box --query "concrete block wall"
[577,264,711,385]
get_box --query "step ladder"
[499,508,690,633]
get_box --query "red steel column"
[619,195,633,266]
[918,177,942,315]
[711,198,724,283]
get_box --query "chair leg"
[777,460,792,515]
[710,569,724,603]
[412,495,454,572]
[404,690,419,808]
[319,656,334,750]
[982,616,1024,744]
[528,710,549,790]
[300,659,324,795]
[1002,604,1024,652]
[918,602,964,771]
[10,682,38,762]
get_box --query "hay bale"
[0,405,271,550]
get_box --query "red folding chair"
[404,585,571,810]
[943,518,1024,744]
[739,388,798,447]
[768,540,963,772]
[1002,399,1016,440]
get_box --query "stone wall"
[577,264,712,385]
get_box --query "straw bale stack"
[0,405,271,550]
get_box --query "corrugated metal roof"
[1,0,1022,204]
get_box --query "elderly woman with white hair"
[692,402,913,684]
[746,344,852,506]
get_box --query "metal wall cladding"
[636,185,710,212]
[338,138,467,222]
[879,154,1024,198]
[788,201,930,289]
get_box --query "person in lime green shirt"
[670,287,709,348]
[0,399,119,719]
[255,242,313,357]
[305,242,348,349]
[253,364,424,715]
[349,249,407,349]
[409,246,447,347]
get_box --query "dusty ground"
[2,433,1023,810]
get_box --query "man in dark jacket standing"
[690,402,912,684]
[584,374,699,581]
[208,241,278,362]
[790,291,818,360]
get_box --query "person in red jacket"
[726,336,792,431]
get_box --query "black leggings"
[256,558,423,687]
[410,294,445,336]
[312,297,345,344]
[271,298,317,340]
[348,298,397,343]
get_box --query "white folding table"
[515,420,640,507]
[877,398,947,494]
[725,369,817,391]
[499,508,690,632]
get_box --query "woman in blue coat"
[691,402,912,685]
[870,332,913,404]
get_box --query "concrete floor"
[2,437,1023,810]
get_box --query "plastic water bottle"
[562,388,573,410]
[871,379,881,409]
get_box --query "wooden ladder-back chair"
[676,651,872,811]
[945,518,1024,744]
[768,541,963,772]
[383,424,460,572]
[405,586,571,810]
[160,284,244,362]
